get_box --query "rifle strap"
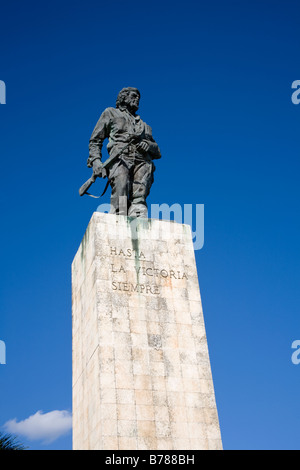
[84,192,101,199]
[100,179,110,197]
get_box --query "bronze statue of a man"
[87,87,161,217]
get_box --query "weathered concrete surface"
[72,212,222,450]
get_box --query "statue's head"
[116,87,140,113]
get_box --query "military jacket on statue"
[87,106,161,168]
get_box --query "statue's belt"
[100,152,153,198]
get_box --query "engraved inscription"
[109,245,188,295]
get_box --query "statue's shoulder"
[143,122,153,136]
[135,114,150,131]
[101,106,118,117]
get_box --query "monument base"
[72,212,222,450]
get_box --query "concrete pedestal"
[72,212,222,450]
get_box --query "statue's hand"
[136,140,150,153]
[92,159,103,176]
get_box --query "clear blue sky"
[0,0,299,450]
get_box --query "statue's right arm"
[87,109,112,168]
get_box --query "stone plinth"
[72,212,222,450]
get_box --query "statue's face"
[125,90,140,112]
